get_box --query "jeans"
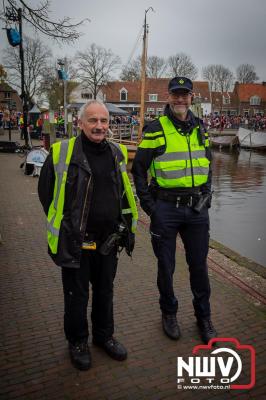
[150,199,211,319]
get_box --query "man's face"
[168,90,193,119]
[79,103,109,143]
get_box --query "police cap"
[168,76,193,93]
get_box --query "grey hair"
[78,100,109,120]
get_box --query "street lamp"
[57,59,68,137]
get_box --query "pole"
[18,8,29,147]
[8,99,11,141]
[138,12,148,142]
[64,79,67,136]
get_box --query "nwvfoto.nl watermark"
[177,338,256,390]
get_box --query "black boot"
[162,314,181,340]
[197,318,217,344]
[93,337,127,361]
[69,341,91,370]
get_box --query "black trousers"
[61,248,118,345]
[150,199,211,319]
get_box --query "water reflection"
[210,149,266,267]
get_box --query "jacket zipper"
[80,175,92,232]
[186,134,195,187]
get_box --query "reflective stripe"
[122,208,132,214]
[120,162,127,172]
[53,140,69,210]
[132,219,137,231]
[46,222,60,236]
[144,131,162,137]
[155,166,209,179]
[155,150,206,162]
[139,136,165,149]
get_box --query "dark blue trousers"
[150,199,211,319]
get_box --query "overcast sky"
[1,0,266,81]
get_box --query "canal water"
[210,149,266,267]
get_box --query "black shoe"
[93,337,127,361]
[69,341,91,371]
[162,314,181,340]
[197,318,217,344]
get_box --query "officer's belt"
[156,191,200,206]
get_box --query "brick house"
[211,90,239,115]
[101,78,211,116]
[234,82,266,116]
[0,81,22,112]
[212,82,266,116]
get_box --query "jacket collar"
[70,134,124,171]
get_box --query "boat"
[210,135,239,149]
[237,127,266,150]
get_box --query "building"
[211,82,266,116]
[0,81,22,112]
[211,91,239,116]
[101,78,211,117]
[68,83,104,105]
[69,79,266,118]
[234,82,266,116]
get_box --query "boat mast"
[138,7,154,142]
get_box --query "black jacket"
[38,135,134,268]
[131,107,212,216]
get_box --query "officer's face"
[168,90,193,120]
[79,103,109,143]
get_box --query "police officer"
[132,77,217,344]
[38,100,138,370]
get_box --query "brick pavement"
[0,147,265,400]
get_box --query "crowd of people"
[203,114,266,131]
[1,108,266,135]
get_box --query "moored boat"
[237,127,266,150]
[210,135,239,149]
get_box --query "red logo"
[177,338,256,390]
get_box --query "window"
[81,93,92,99]
[149,94,158,102]
[223,96,230,105]
[119,88,128,101]
[156,108,163,115]
[250,96,261,105]
[147,107,155,113]
[4,92,11,99]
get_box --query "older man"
[132,77,217,344]
[38,101,137,370]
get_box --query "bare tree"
[147,56,167,78]
[3,36,52,104]
[203,64,234,92]
[120,58,141,81]
[1,0,88,43]
[236,64,259,83]
[76,43,121,99]
[120,55,167,81]
[167,53,198,80]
